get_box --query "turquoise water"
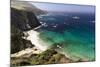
[36,13,95,61]
[38,30,95,61]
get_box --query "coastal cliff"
[11,7,38,53]
[11,2,43,53]
[11,7,41,31]
[11,1,74,66]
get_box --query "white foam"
[72,16,80,19]
[25,30,47,51]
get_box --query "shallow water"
[35,13,95,61]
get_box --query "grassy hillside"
[11,49,73,66]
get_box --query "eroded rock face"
[11,7,41,31]
[11,24,35,54]
[11,7,41,53]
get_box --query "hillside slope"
[11,1,46,15]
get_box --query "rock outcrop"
[11,7,41,31]
[11,24,34,54]
[11,1,43,53]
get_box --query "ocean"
[33,12,95,61]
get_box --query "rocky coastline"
[11,1,74,66]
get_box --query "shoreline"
[23,30,48,51]
[11,43,94,66]
[11,28,94,65]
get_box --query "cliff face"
[11,7,41,31]
[11,6,42,53]
[11,24,35,54]
[11,0,48,54]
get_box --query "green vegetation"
[11,49,73,66]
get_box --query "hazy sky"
[31,2,95,13]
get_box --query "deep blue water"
[36,12,95,61]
